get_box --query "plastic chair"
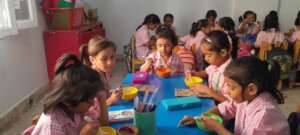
[123,35,144,72]
[293,40,300,65]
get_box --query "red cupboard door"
[44,30,81,80]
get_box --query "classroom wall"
[278,0,300,32]
[85,0,233,54]
[0,8,48,116]
[86,0,299,54]
[231,0,279,25]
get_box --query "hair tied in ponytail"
[54,53,82,76]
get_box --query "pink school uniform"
[142,51,183,72]
[183,31,206,51]
[205,58,232,100]
[135,25,151,60]
[290,30,300,43]
[255,29,285,47]
[182,31,206,70]
[31,108,85,135]
[218,92,290,135]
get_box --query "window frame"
[0,0,18,38]
[15,0,38,29]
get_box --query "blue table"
[109,73,216,135]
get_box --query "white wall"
[85,0,299,54]
[0,8,48,116]
[278,0,300,32]
[85,0,233,54]
[231,0,279,26]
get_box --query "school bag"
[266,43,292,80]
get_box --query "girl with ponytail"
[32,53,106,135]
[180,56,290,135]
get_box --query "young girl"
[32,54,106,135]
[163,13,176,33]
[237,10,261,36]
[290,15,300,64]
[217,17,238,58]
[80,37,120,107]
[180,19,211,70]
[140,26,183,73]
[135,14,161,60]
[289,16,300,43]
[180,56,290,135]
[205,9,218,29]
[190,30,232,102]
[255,11,285,60]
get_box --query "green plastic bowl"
[195,113,223,131]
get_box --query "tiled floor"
[1,61,300,135]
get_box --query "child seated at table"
[179,56,290,135]
[163,13,177,34]
[135,14,161,60]
[32,54,107,135]
[180,19,211,70]
[140,26,184,74]
[189,30,232,102]
[80,36,121,107]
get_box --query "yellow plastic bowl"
[97,126,117,135]
[122,86,138,101]
[184,76,203,87]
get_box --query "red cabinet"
[44,23,105,80]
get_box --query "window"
[15,0,38,29]
[0,0,38,38]
[0,0,18,38]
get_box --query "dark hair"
[218,17,235,33]
[202,30,230,53]
[189,19,209,37]
[155,26,178,47]
[295,11,300,26]
[295,17,300,26]
[206,10,217,20]
[239,10,257,23]
[44,53,104,114]
[80,36,117,66]
[224,56,284,104]
[263,10,279,31]
[163,13,174,22]
[137,14,160,30]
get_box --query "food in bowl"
[155,68,173,78]
[117,125,139,135]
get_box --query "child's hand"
[85,98,100,120]
[178,115,196,127]
[200,115,223,131]
[190,84,211,95]
[108,90,122,105]
[80,121,99,135]
[140,59,153,72]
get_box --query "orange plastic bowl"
[155,68,173,78]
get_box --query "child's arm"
[80,121,100,135]
[97,92,109,126]
[140,58,153,72]
[190,84,227,102]
[191,70,208,78]
[106,90,122,106]
[201,116,233,135]
[206,107,221,116]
